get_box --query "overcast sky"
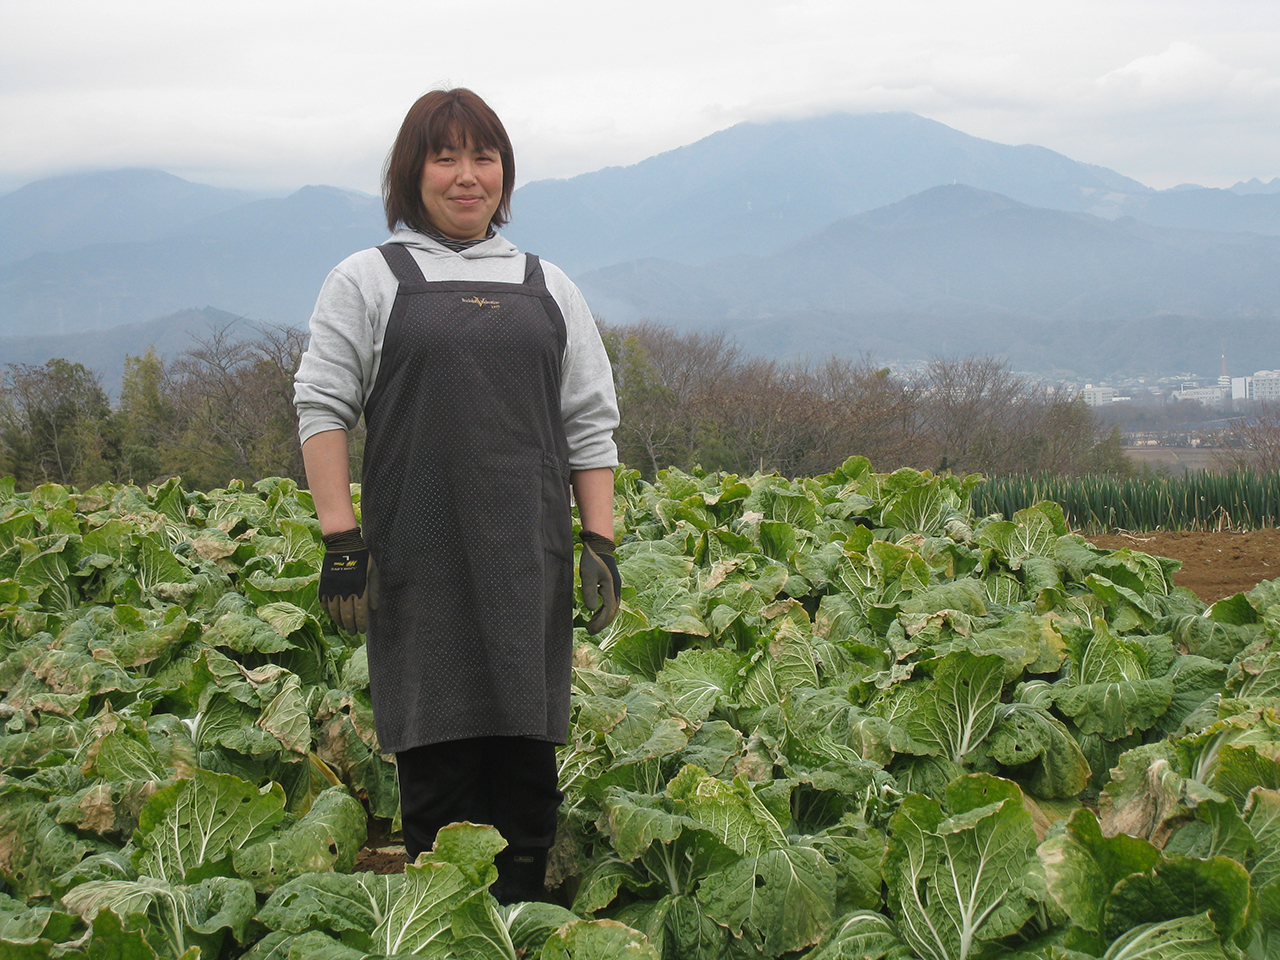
[3,0,1278,196]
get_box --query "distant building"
[1171,383,1228,405]
[1081,384,1115,407]
[1254,371,1280,403]
[1232,377,1253,401]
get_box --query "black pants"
[396,736,563,862]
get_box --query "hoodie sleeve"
[543,263,620,470]
[293,263,381,443]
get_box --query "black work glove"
[579,531,621,636]
[318,527,370,633]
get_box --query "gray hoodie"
[294,229,619,469]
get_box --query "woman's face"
[420,139,503,241]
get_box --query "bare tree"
[629,322,741,408]
[248,323,311,482]
[1213,405,1280,473]
[603,322,746,478]
[0,315,1135,491]
[705,357,816,475]
[604,324,927,478]
[158,321,309,488]
[801,356,922,474]
[916,356,1048,475]
[601,326,1120,479]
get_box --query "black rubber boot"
[492,847,548,904]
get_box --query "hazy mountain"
[0,307,258,395]
[0,169,259,266]
[1114,187,1280,236]
[1231,177,1280,196]
[708,311,1280,380]
[1,114,1277,378]
[578,185,1280,325]
[0,185,386,337]
[504,112,1152,274]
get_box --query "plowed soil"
[353,818,406,874]
[1088,529,1280,604]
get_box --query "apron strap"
[523,254,545,286]
[377,244,428,284]
[379,245,547,290]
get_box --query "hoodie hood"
[387,228,520,261]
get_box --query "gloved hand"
[318,527,370,633]
[579,531,621,635]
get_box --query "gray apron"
[361,244,574,752]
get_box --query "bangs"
[435,115,504,154]
[429,112,505,154]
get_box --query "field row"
[976,469,1280,532]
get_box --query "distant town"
[1035,359,1278,473]
[1075,363,1280,410]
[869,355,1276,474]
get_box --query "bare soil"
[1088,529,1280,603]
[353,818,406,875]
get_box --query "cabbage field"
[3,461,1280,959]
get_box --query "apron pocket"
[541,452,574,563]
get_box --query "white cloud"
[1094,41,1263,107]
[1,0,1278,194]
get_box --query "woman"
[294,88,621,903]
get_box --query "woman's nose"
[456,160,477,184]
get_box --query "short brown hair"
[382,88,516,234]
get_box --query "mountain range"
[2,112,1279,380]
[501,112,1151,274]
[0,178,386,336]
[577,185,1280,322]
[502,113,1280,274]
[0,169,260,265]
[0,307,258,396]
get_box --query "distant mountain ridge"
[703,311,1280,379]
[0,185,386,337]
[1,110,1278,378]
[0,307,255,395]
[503,112,1154,274]
[1110,188,1280,237]
[0,169,261,266]
[577,185,1280,323]
[1231,177,1280,195]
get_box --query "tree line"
[1,319,1138,492]
[0,325,307,491]
[1213,410,1280,474]
[602,322,1132,480]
